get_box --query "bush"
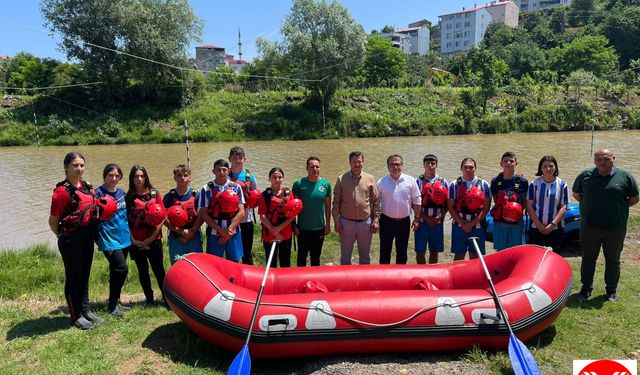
[96,117,122,138]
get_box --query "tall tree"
[464,47,509,112]
[276,0,367,106]
[362,35,407,87]
[41,0,203,103]
[600,6,640,69]
[548,35,618,78]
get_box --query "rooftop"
[439,0,513,17]
[197,45,225,50]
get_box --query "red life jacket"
[56,180,96,232]
[453,177,485,214]
[127,189,160,229]
[207,181,239,220]
[261,187,294,240]
[230,169,260,209]
[418,175,446,208]
[167,189,198,228]
[490,173,523,223]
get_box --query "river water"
[1,130,638,250]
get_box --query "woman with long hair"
[526,155,569,254]
[48,152,100,330]
[126,165,166,306]
[95,163,131,317]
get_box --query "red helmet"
[502,201,523,223]
[282,198,303,218]
[245,189,261,209]
[144,203,166,226]
[96,194,117,221]
[429,184,449,206]
[167,205,189,228]
[218,189,240,213]
[463,186,485,211]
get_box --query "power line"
[0,82,103,91]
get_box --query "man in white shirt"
[376,154,421,264]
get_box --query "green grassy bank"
[1,85,639,146]
[1,220,639,374]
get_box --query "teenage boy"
[198,159,245,262]
[163,164,204,264]
[415,154,449,264]
[228,146,258,265]
[490,151,529,251]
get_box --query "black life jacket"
[56,180,96,231]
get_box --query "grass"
[1,220,640,374]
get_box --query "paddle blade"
[508,333,541,375]
[227,345,251,375]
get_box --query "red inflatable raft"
[164,245,572,358]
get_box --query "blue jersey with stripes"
[197,180,245,236]
[527,177,569,227]
[95,186,131,251]
[448,177,491,229]
[229,168,257,223]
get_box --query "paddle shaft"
[469,237,516,336]
[243,241,278,346]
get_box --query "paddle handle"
[244,241,278,346]
[469,237,515,337]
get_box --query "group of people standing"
[50,146,638,330]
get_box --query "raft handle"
[480,313,501,322]
[267,318,290,327]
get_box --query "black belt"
[342,217,368,222]
[382,214,409,222]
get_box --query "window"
[446,33,451,39]
[454,32,463,39]
[455,41,460,47]
[464,31,470,37]
[456,22,461,28]
[464,40,470,46]
[446,23,452,29]
[464,21,470,27]
[446,42,452,48]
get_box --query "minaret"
[238,29,243,62]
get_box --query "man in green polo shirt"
[292,156,332,266]
[572,148,639,302]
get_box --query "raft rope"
[181,246,553,328]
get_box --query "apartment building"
[439,1,519,58]
[195,46,247,73]
[380,21,431,56]
[515,0,572,12]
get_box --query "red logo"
[577,360,635,375]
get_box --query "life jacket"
[490,173,523,223]
[261,187,294,239]
[167,189,198,228]
[56,180,96,232]
[207,181,239,220]
[453,177,485,214]
[418,175,446,208]
[230,169,260,209]
[127,189,160,229]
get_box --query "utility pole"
[238,29,242,62]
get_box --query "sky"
[1,0,473,62]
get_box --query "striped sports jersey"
[198,180,245,236]
[416,175,449,217]
[95,186,131,251]
[527,177,569,227]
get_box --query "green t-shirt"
[292,177,332,231]
[572,167,639,230]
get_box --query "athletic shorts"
[206,232,243,261]
[451,224,485,254]
[492,221,524,251]
[168,230,203,264]
[414,221,444,253]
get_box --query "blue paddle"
[228,240,278,375]
[469,238,542,375]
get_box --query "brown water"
[1,130,638,250]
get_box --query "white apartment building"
[395,26,430,55]
[379,32,412,54]
[515,0,571,12]
[439,1,519,58]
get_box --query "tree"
[504,40,545,78]
[41,0,203,103]
[464,47,509,112]
[600,6,640,69]
[361,35,406,87]
[548,35,618,78]
[6,52,57,92]
[406,52,444,87]
[380,25,395,33]
[566,69,597,104]
[275,0,367,106]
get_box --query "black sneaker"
[109,306,124,318]
[83,311,105,325]
[578,288,591,301]
[72,316,95,330]
[117,302,132,311]
[607,292,619,302]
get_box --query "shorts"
[414,221,444,254]
[451,224,486,254]
[167,230,203,264]
[206,232,243,261]
[493,221,524,251]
